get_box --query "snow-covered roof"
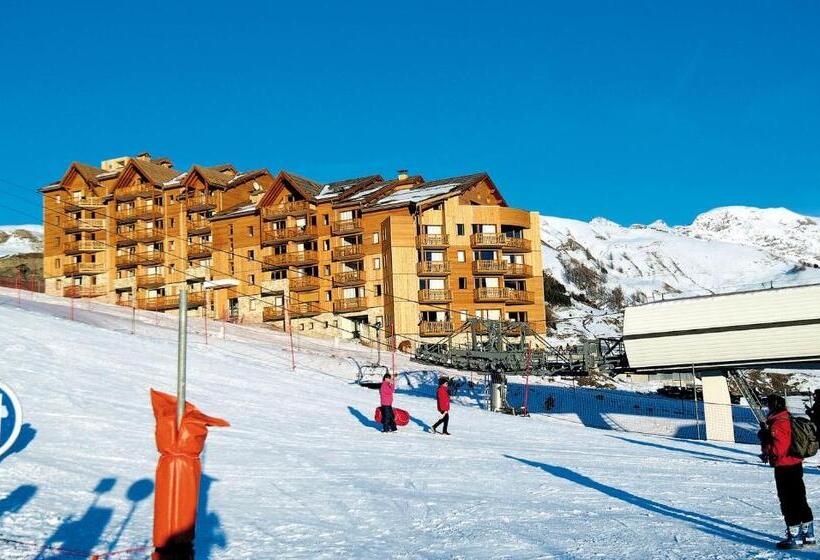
[368,173,487,208]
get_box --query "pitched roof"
[228,168,270,187]
[72,162,105,184]
[191,165,232,187]
[366,173,490,210]
[282,171,324,199]
[208,163,237,174]
[315,175,383,201]
[211,201,258,221]
[130,158,181,185]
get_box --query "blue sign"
[0,381,22,457]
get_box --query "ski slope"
[0,288,817,559]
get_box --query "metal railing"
[474,287,507,302]
[473,260,508,274]
[419,321,455,336]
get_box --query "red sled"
[374,407,410,426]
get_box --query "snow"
[0,226,43,257]
[374,183,461,206]
[0,288,817,559]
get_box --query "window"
[458,277,467,289]
[248,226,254,237]
[272,270,287,280]
[375,284,382,296]
[323,239,330,251]
[169,240,175,250]
[250,299,257,311]
[248,250,255,261]
[325,290,332,302]
[372,232,380,244]
[323,214,329,226]
[54,257,60,267]
[373,257,381,270]
[249,274,255,285]
[324,265,331,276]
[456,224,465,236]
[457,250,466,262]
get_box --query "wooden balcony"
[185,193,218,212]
[63,262,105,276]
[187,219,211,235]
[262,251,319,270]
[416,234,449,248]
[333,270,366,286]
[64,197,105,211]
[290,276,321,292]
[115,205,163,222]
[115,183,156,201]
[133,228,165,243]
[136,274,166,288]
[473,260,508,275]
[185,265,209,280]
[261,201,311,220]
[289,302,322,318]
[474,287,508,302]
[263,306,285,322]
[138,291,205,311]
[333,296,368,313]
[506,288,534,304]
[187,242,213,259]
[64,240,106,254]
[332,245,364,261]
[261,225,317,246]
[418,289,452,304]
[116,254,140,268]
[137,251,164,266]
[63,285,106,298]
[331,218,363,235]
[417,261,450,276]
[503,236,531,252]
[64,218,106,233]
[115,230,138,246]
[505,263,532,278]
[419,321,455,337]
[470,233,506,248]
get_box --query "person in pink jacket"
[432,376,451,435]
[379,373,397,433]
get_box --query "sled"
[374,407,410,426]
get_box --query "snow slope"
[0,225,43,257]
[0,288,817,559]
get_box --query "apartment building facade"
[41,154,546,350]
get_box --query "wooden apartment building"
[41,153,546,349]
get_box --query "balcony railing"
[473,260,508,275]
[187,242,213,259]
[187,219,211,235]
[185,265,209,280]
[416,234,449,248]
[261,225,317,245]
[506,288,534,304]
[133,228,165,243]
[290,276,321,292]
[503,236,531,252]
[333,297,368,313]
[474,287,508,302]
[289,302,321,318]
[64,218,106,232]
[63,285,106,298]
[419,321,455,336]
[332,245,364,261]
[263,306,285,322]
[505,263,532,278]
[117,252,163,268]
[185,193,218,212]
[261,201,312,220]
[115,205,163,222]
[417,261,450,275]
[137,292,205,311]
[136,274,166,288]
[262,251,319,270]
[115,183,156,201]
[333,270,366,286]
[63,262,105,276]
[331,218,363,235]
[470,233,506,247]
[64,197,105,211]
[418,289,452,303]
[64,240,106,254]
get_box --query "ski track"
[0,288,817,559]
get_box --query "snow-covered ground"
[0,225,42,257]
[0,288,818,559]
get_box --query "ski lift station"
[622,283,820,442]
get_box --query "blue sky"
[0,1,818,226]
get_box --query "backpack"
[789,416,819,458]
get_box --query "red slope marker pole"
[16,270,21,307]
[391,324,397,377]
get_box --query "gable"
[459,178,506,207]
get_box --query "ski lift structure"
[349,357,389,389]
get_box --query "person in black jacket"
[806,389,820,432]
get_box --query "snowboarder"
[379,372,397,433]
[759,394,815,549]
[431,376,451,435]
[805,389,820,432]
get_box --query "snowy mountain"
[0,287,813,559]
[540,207,820,342]
[0,225,43,257]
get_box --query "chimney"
[397,169,409,180]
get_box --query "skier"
[805,389,820,432]
[379,372,397,433]
[431,376,451,435]
[759,394,815,549]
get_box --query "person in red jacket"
[379,373,397,433]
[431,377,451,435]
[760,394,815,549]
